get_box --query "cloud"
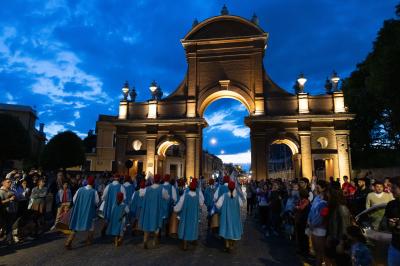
[5,92,16,104]
[44,121,69,138]
[74,111,80,119]
[67,121,76,127]
[204,108,249,138]
[217,150,251,164]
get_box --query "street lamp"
[122,81,129,100]
[297,73,307,93]
[330,71,340,91]
[149,80,158,100]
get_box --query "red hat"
[140,180,146,189]
[87,176,95,186]
[113,174,120,180]
[228,181,235,191]
[154,174,161,183]
[192,177,198,184]
[223,176,230,184]
[164,174,170,182]
[124,176,131,182]
[189,181,196,191]
[116,192,124,203]
[208,178,215,185]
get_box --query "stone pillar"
[297,93,309,114]
[333,154,340,179]
[118,100,128,119]
[185,135,196,179]
[251,132,267,180]
[336,132,351,180]
[299,132,313,179]
[333,91,346,113]
[146,136,156,176]
[195,136,201,177]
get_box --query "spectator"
[0,176,18,244]
[385,177,400,266]
[366,180,394,230]
[54,181,72,227]
[352,178,370,215]
[29,178,48,235]
[342,176,356,200]
[299,178,314,202]
[384,177,392,193]
[346,225,372,266]
[307,180,329,266]
[294,188,311,257]
[267,182,282,236]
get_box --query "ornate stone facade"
[89,13,354,181]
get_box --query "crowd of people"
[246,175,400,266]
[2,168,400,266]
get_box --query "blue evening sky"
[0,0,398,165]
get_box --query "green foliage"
[40,131,86,170]
[343,4,400,168]
[0,113,31,163]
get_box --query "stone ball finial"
[192,18,199,28]
[221,4,229,15]
[251,13,259,25]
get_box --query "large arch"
[197,81,254,117]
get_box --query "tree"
[0,113,31,172]
[40,131,86,170]
[343,3,400,167]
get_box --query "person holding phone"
[385,177,400,266]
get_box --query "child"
[346,225,372,266]
[106,192,129,247]
[54,181,72,228]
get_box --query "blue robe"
[130,190,144,221]
[124,183,134,205]
[69,187,97,231]
[103,183,122,221]
[204,186,216,213]
[106,202,127,236]
[216,185,229,200]
[218,192,243,240]
[162,183,174,219]
[177,191,200,241]
[139,185,163,232]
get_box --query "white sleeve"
[162,188,170,200]
[173,194,185,212]
[213,187,220,201]
[131,191,136,201]
[215,194,224,209]
[171,186,177,203]
[120,186,126,199]
[199,190,204,206]
[102,184,109,201]
[238,195,243,207]
[125,205,130,213]
[73,189,79,203]
[95,191,100,205]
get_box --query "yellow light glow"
[298,93,309,114]
[333,92,345,113]
[157,140,179,157]
[148,101,157,118]
[272,139,299,155]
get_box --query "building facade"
[0,103,46,168]
[89,10,354,181]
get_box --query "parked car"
[355,203,391,266]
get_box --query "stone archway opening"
[268,139,301,180]
[202,97,251,178]
[156,139,185,178]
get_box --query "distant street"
[0,207,304,266]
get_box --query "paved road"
[0,207,304,266]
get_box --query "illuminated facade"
[89,10,354,181]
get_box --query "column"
[251,132,267,180]
[195,136,201,177]
[185,135,196,179]
[145,136,156,176]
[118,100,128,119]
[336,133,351,180]
[333,154,340,179]
[299,132,313,179]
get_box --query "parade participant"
[204,179,216,218]
[130,180,146,233]
[66,176,99,249]
[213,175,230,202]
[177,178,186,202]
[161,174,177,235]
[216,181,243,253]
[123,176,134,205]
[173,181,204,250]
[139,174,170,249]
[106,192,129,247]
[101,175,126,236]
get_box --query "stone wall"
[352,167,400,180]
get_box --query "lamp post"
[149,80,158,100]
[330,71,340,91]
[122,81,129,100]
[297,73,307,93]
